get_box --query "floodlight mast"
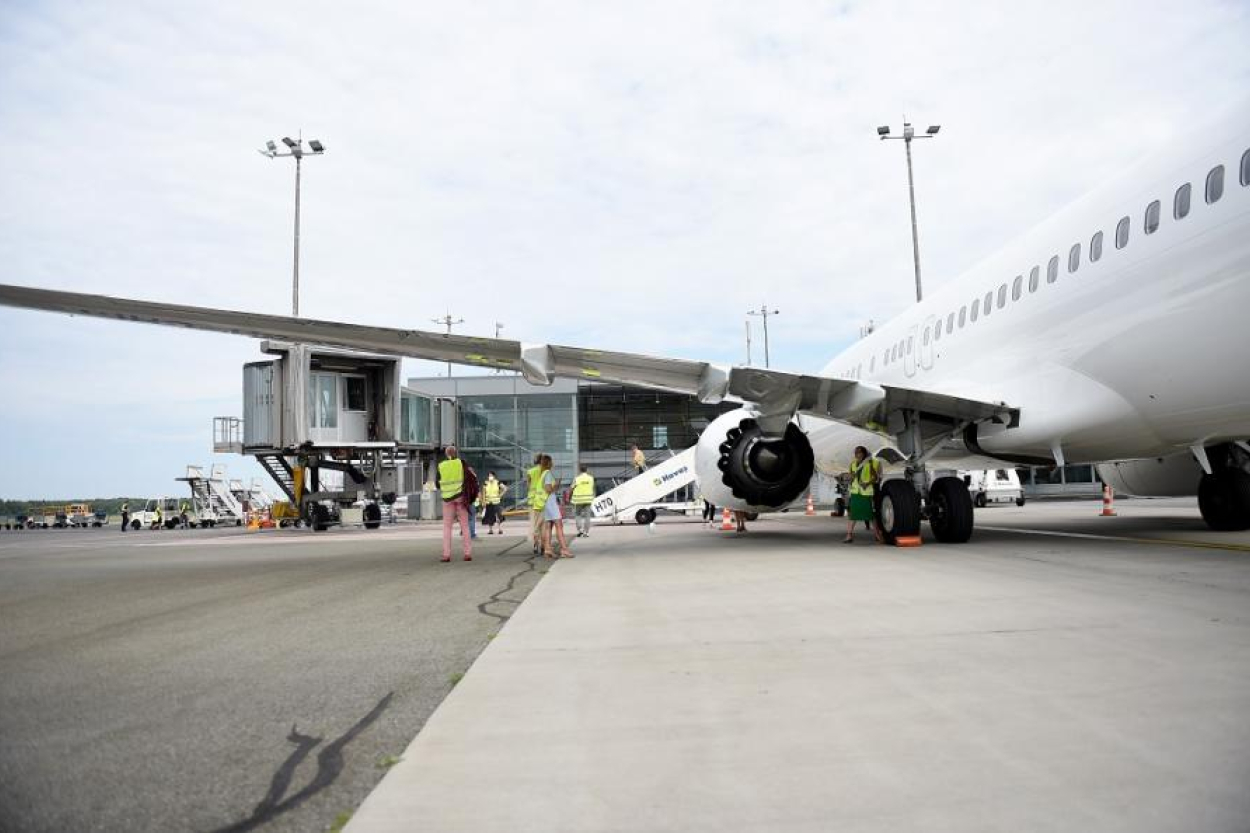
[258,132,326,317]
[746,304,780,367]
[878,119,941,302]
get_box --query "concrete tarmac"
[348,499,1250,833]
[0,523,548,833]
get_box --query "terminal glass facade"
[459,392,578,503]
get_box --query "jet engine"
[695,408,815,510]
[1096,453,1204,497]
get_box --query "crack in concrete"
[477,540,547,623]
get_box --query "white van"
[966,469,1025,508]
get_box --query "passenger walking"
[436,446,473,562]
[120,501,130,532]
[702,498,717,528]
[570,465,596,538]
[540,455,573,558]
[631,444,648,473]
[527,453,546,554]
[845,445,884,544]
[482,471,508,534]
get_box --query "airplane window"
[1028,265,1040,293]
[1174,183,1191,219]
[1090,231,1103,262]
[1242,149,1250,186]
[1144,200,1161,234]
[1205,165,1224,204]
[1068,243,1081,273]
[1012,275,1023,300]
[1047,255,1059,283]
[958,306,967,327]
[946,312,955,332]
[997,284,1007,308]
[934,321,943,342]
[923,328,930,346]
[983,291,993,316]
[1115,216,1130,249]
[891,344,897,361]
[906,337,913,354]
[970,298,980,322]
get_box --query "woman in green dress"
[844,446,884,544]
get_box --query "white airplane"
[2,107,1248,542]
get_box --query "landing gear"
[308,503,331,532]
[876,480,921,545]
[1198,470,1250,531]
[928,476,974,543]
[363,502,382,530]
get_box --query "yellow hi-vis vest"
[438,459,465,501]
[527,466,547,510]
[849,458,880,497]
[571,473,595,505]
[483,478,502,504]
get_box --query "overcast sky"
[1,0,1248,499]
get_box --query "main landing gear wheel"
[876,480,921,545]
[928,476,974,543]
[1198,470,1250,531]
[309,504,331,533]
[363,502,382,530]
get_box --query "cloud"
[1,0,1248,495]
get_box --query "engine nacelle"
[695,408,815,510]
[1096,453,1203,497]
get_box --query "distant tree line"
[0,498,148,518]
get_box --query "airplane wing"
[0,283,1015,438]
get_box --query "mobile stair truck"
[213,342,436,532]
[591,447,702,525]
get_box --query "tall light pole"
[258,133,326,317]
[432,313,464,378]
[746,305,779,368]
[494,322,505,373]
[878,120,940,302]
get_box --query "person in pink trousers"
[436,446,473,563]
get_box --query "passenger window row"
[872,148,1249,374]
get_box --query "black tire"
[363,502,382,530]
[876,480,921,544]
[928,476,974,543]
[294,519,303,529]
[310,504,331,532]
[974,492,988,509]
[130,519,141,530]
[635,508,654,525]
[745,511,759,522]
[1016,497,1026,507]
[1199,471,1250,531]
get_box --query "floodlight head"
[876,125,890,136]
[308,139,324,153]
[282,137,297,149]
[903,123,915,139]
[266,140,278,152]
[926,125,941,135]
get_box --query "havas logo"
[652,466,689,487]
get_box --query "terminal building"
[403,375,736,503]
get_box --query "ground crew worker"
[844,445,884,544]
[180,501,190,529]
[571,465,596,538]
[436,446,472,562]
[631,444,647,473]
[153,504,163,530]
[527,453,547,554]
[482,472,508,535]
[120,501,130,532]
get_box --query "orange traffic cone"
[720,507,735,531]
[805,492,815,516]
[1099,484,1117,517]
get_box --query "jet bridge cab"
[215,341,435,531]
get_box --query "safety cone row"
[1099,484,1117,517]
[805,492,815,516]
[720,507,735,531]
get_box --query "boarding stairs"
[590,446,698,521]
[257,454,297,502]
[178,465,247,524]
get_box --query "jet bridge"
[213,341,439,531]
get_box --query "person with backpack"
[436,445,473,562]
[845,445,884,544]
